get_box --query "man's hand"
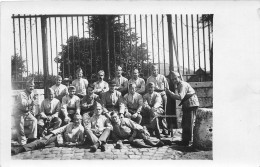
[132,113,138,119]
[64,116,71,123]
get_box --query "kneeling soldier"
[123,83,143,124]
[84,103,112,152]
[37,88,62,137]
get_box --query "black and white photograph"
[1,1,260,166]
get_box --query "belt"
[179,93,195,106]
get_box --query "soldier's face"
[26,85,34,93]
[111,113,120,124]
[152,67,158,76]
[87,87,94,95]
[69,89,76,96]
[98,73,104,80]
[73,117,81,126]
[77,72,83,79]
[133,70,139,79]
[56,78,62,85]
[116,69,122,76]
[148,85,155,93]
[170,74,180,84]
[95,106,103,115]
[129,85,136,94]
[109,85,116,92]
[48,92,54,100]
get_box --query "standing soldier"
[146,64,169,135]
[16,77,37,145]
[93,70,109,97]
[123,83,143,124]
[51,75,68,102]
[60,86,81,125]
[37,88,62,137]
[72,67,89,99]
[166,71,199,146]
[128,69,146,95]
[112,66,128,96]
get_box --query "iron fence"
[11,14,213,90]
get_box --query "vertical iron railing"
[11,14,213,90]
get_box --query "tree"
[57,15,152,82]
[11,54,26,80]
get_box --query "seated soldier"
[12,114,84,155]
[16,77,37,145]
[81,84,100,126]
[84,103,112,152]
[72,67,89,99]
[146,64,169,135]
[123,83,143,124]
[37,88,62,137]
[112,66,128,96]
[101,80,130,119]
[93,70,109,97]
[142,82,165,139]
[60,86,81,125]
[51,75,68,102]
[110,112,164,149]
[128,69,146,95]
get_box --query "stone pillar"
[193,108,213,150]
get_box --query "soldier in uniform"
[93,70,109,97]
[110,112,164,149]
[51,75,68,102]
[146,64,169,135]
[128,69,146,95]
[81,84,101,128]
[166,71,199,146]
[16,77,37,145]
[84,103,112,152]
[12,114,84,155]
[142,82,165,139]
[72,67,89,99]
[37,88,62,137]
[112,66,128,96]
[60,86,81,125]
[101,81,130,119]
[123,83,143,124]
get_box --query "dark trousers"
[23,135,57,151]
[37,117,62,137]
[85,128,111,145]
[182,107,198,142]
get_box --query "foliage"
[57,15,152,82]
[11,54,26,80]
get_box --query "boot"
[144,139,157,146]
[115,140,123,149]
[90,142,100,152]
[11,146,25,155]
[131,140,152,148]
[100,142,107,152]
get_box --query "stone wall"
[176,81,213,127]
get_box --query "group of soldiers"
[12,64,200,155]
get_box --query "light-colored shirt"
[123,92,143,110]
[85,115,112,136]
[52,123,84,144]
[93,80,109,94]
[146,74,169,92]
[61,95,80,115]
[177,81,199,109]
[112,118,143,139]
[51,84,68,102]
[81,93,100,112]
[128,77,145,94]
[72,78,89,96]
[101,90,124,112]
[112,76,128,92]
[40,98,60,118]
[143,92,162,109]
[17,90,35,113]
